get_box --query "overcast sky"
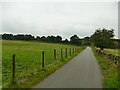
[0,0,119,39]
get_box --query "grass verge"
[91,47,118,89]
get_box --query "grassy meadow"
[104,49,120,56]
[2,40,84,88]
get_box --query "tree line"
[0,34,85,46]
[1,28,119,49]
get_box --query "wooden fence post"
[61,49,63,60]
[66,48,67,58]
[70,48,71,56]
[12,54,15,79]
[54,49,56,63]
[73,48,74,54]
[75,48,76,53]
[74,48,75,53]
[42,51,44,68]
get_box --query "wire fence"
[3,47,82,86]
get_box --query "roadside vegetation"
[2,40,85,89]
[91,28,119,88]
[104,49,120,56]
[92,47,118,88]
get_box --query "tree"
[91,28,114,50]
[0,34,2,40]
[55,35,62,43]
[36,36,41,41]
[62,39,69,44]
[82,36,91,45]
[40,36,47,41]
[13,34,35,40]
[24,34,35,40]
[70,35,81,45]
[47,35,55,42]
[2,33,14,40]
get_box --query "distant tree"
[91,28,114,50]
[40,36,47,41]
[50,35,55,42]
[0,34,2,40]
[82,36,91,45]
[47,35,55,42]
[55,35,62,43]
[110,39,120,49]
[36,36,41,40]
[2,33,14,40]
[70,35,81,45]
[46,36,50,42]
[24,34,35,40]
[62,39,69,44]
[14,34,25,40]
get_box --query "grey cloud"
[2,2,118,39]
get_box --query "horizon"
[0,32,90,40]
[1,31,119,41]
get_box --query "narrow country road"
[32,47,102,88]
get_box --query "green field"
[2,40,84,88]
[104,49,120,56]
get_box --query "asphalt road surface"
[33,47,102,88]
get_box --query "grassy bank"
[104,49,120,56]
[2,40,85,89]
[91,47,118,89]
